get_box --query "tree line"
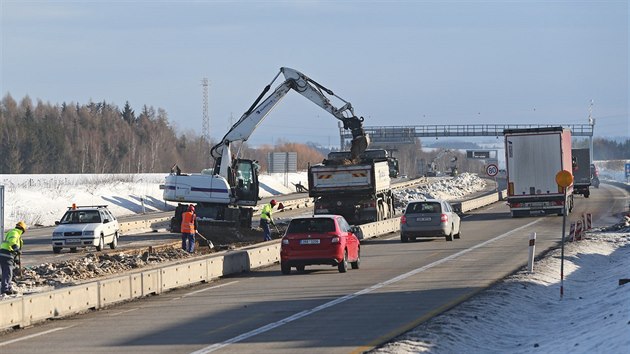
[0,94,325,174]
[1,94,626,175]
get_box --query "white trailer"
[504,127,574,217]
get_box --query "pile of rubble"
[3,224,288,299]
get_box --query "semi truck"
[504,127,574,217]
[571,148,592,198]
[308,149,397,224]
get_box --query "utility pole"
[201,78,210,144]
[588,99,595,163]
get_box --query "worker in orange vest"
[180,205,197,253]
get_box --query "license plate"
[416,217,432,222]
[300,239,320,245]
[65,239,81,244]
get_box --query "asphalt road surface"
[1,183,627,353]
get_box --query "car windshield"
[406,202,441,214]
[60,210,101,224]
[287,218,336,233]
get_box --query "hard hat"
[188,204,195,212]
[16,221,27,232]
[270,199,277,206]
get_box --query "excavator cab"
[233,159,260,206]
[212,157,260,206]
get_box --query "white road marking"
[0,326,72,347]
[190,219,542,354]
[109,308,139,316]
[182,281,239,298]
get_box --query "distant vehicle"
[572,148,592,197]
[400,174,408,179]
[400,199,461,242]
[590,164,600,188]
[280,215,361,274]
[51,205,120,254]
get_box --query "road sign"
[486,164,498,177]
[556,170,573,187]
[625,163,630,178]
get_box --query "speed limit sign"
[486,164,498,177]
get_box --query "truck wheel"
[53,247,62,254]
[585,191,590,198]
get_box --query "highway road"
[2,183,627,353]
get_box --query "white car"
[52,205,120,253]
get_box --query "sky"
[1,169,629,352]
[1,1,628,147]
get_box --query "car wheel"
[351,249,360,269]
[296,265,305,272]
[109,233,118,249]
[338,250,348,273]
[96,235,104,251]
[454,225,461,239]
[446,229,453,242]
[401,233,409,243]
[52,247,62,254]
[70,247,78,253]
[281,263,291,275]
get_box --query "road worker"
[0,221,26,295]
[180,205,197,253]
[260,199,277,241]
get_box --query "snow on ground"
[394,173,487,207]
[371,220,630,354]
[0,172,306,228]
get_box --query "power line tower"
[201,78,210,143]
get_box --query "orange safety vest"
[181,211,196,234]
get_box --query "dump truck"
[308,149,397,224]
[504,127,574,217]
[571,148,592,198]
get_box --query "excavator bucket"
[350,135,370,159]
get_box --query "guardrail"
[0,187,504,331]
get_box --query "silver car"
[400,199,461,242]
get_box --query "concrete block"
[161,260,207,290]
[24,284,98,325]
[0,297,24,330]
[99,275,132,307]
[141,269,161,296]
[207,256,225,279]
[222,251,250,274]
[247,244,281,268]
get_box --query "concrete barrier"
[0,188,503,331]
[119,217,170,235]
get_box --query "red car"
[280,215,361,274]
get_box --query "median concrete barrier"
[0,189,503,332]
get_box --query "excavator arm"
[211,67,370,178]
